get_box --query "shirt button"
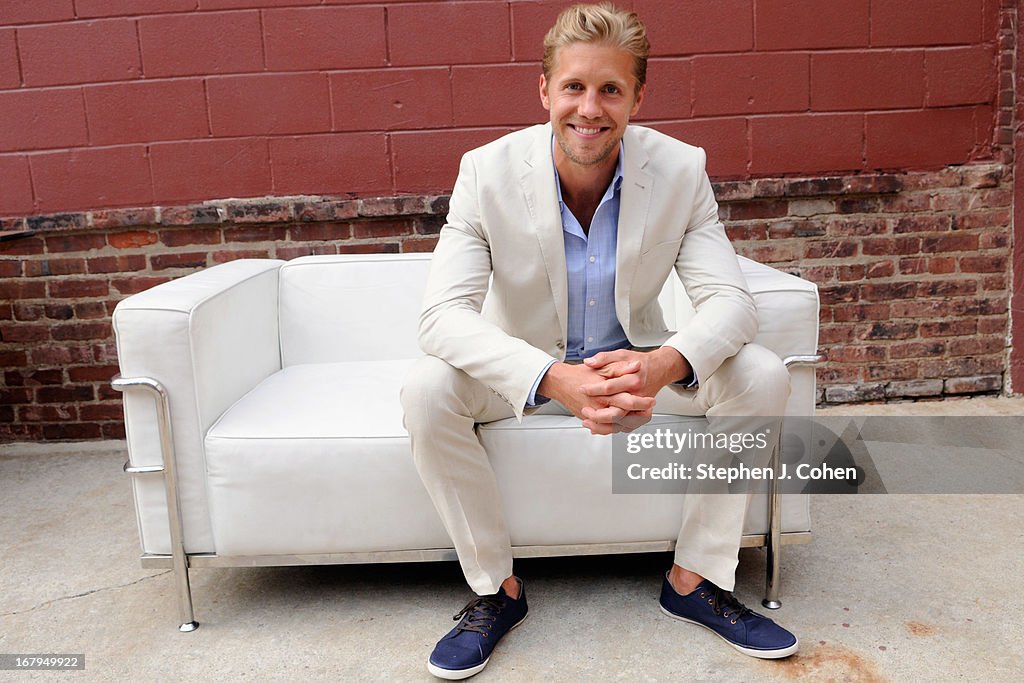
[588,256,596,263]
[588,299,596,307]
[587,336,594,343]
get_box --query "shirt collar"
[551,137,625,209]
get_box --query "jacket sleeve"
[417,151,557,420]
[660,148,758,384]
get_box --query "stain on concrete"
[771,642,889,681]
[905,621,937,636]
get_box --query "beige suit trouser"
[400,343,790,596]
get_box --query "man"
[400,4,798,679]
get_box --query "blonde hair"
[542,3,650,94]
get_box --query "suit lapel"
[518,123,568,338]
[615,126,654,331]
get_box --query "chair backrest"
[278,253,690,366]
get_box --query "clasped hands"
[537,347,690,436]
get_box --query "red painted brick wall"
[0,0,1002,215]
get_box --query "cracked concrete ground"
[1,396,1022,681]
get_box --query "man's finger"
[594,360,640,379]
[584,350,630,369]
[604,392,655,413]
[583,404,629,423]
[580,374,643,397]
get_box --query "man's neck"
[554,147,619,233]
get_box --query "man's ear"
[630,83,646,117]
[539,74,551,111]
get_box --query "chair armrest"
[113,259,284,554]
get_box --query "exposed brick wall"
[0,0,1003,216]
[0,163,1012,440]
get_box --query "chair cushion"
[204,360,809,557]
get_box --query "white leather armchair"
[112,254,821,631]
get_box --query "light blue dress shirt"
[527,140,628,405]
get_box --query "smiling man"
[401,3,798,679]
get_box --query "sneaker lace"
[452,596,505,636]
[700,585,753,625]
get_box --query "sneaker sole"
[426,613,529,680]
[659,605,799,659]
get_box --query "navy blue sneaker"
[427,580,528,679]
[659,575,798,659]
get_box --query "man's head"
[542,3,650,98]
[539,4,650,171]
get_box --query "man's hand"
[581,347,691,404]
[537,361,655,435]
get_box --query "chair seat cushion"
[204,361,808,557]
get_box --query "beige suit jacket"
[418,122,757,420]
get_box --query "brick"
[77,403,126,422]
[693,53,808,116]
[415,216,444,235]
[44,233,106,253]
[43,423,103,440]
[12,302,44,320]
[726,200,788,221]
[6,368,64,386]
[110,276,169,296]
[0,88,88,152]
[103,423,127,439]
[872,0,983,46]
[90,208,158,229]
[921,233,979,252]
[150,138,272,204]
[208,73,330,136]
[0,280,45,299]
[826,345,887,363]
[0,260,21,277]
[30,147,153,213]
[803,239,858,259]
[921,356,1002,377]
[225,202,293,225]
[24,258,86,277]
[401,237,439,253]
[392,129,511,193]
[825,383,886,403]
[867,361,920,382]
[899,257,928,275]
[632,59,691,121]
[877,193,932,213]
[860,282,917,301]
[725,224,768,241]
[917,280,977,297]
[73,301,109,319]
[30,345,94,365]
[961,210,1011,232]
[269,133,390,195]
[927,45,997,107]
[866,108,981,169]
[977,316,1007,335]
[294,200,359,223]
[151,252,209,271]
[139,11,264,78]
[948,337,1004,356]
[818,284,859,304]
[841,175,905,194]
[0,349,28,366]
[289,223,351,241]
[84,79,208,146]
[811,50,925,111]
[653,118,748,178]
[263,6,386,71]
[353,220,414,239]
[48,323,109,341]
[826,217,889,237]
[981,274,1007,291]
[48,279,109,298]
[212,249,271,263]
[77,0,196,18]
[25,214,87,232]
[201,0,323,7]
[959,254,1007,272]
[920,319,977,337]
[635,0,753,55]
[19,405,76,422]
[358,196,430,217]
[754,0,869,50]
[330,242,397,255]
[0,155,34,215]
[862,236,921,256]
[0,1,74,24]
[750,114,862,174]
[161,206,224,226]
[886,379,943,397]
[866,261,895,278]
[510,0,574,62]
[87,255,148,274]
[222,225,288,242]
[961,165,1002,188]
[43,303,73,320]
[453,64,546,127]
[0,237,44,256]
[275,244,338,260]
[19,19,141,87]
[108,230,158,249]
[893,215,951,234]
[860,321,918,340]
[889,341,946,360]
[330,68,453,132]
[943,375,1001,394]
[737,242,800,263]
[156,228,223,248]
[0,29,18,89]
[389,2,510,67]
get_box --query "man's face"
[539,42,645,171]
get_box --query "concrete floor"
[1,396,1022,681]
